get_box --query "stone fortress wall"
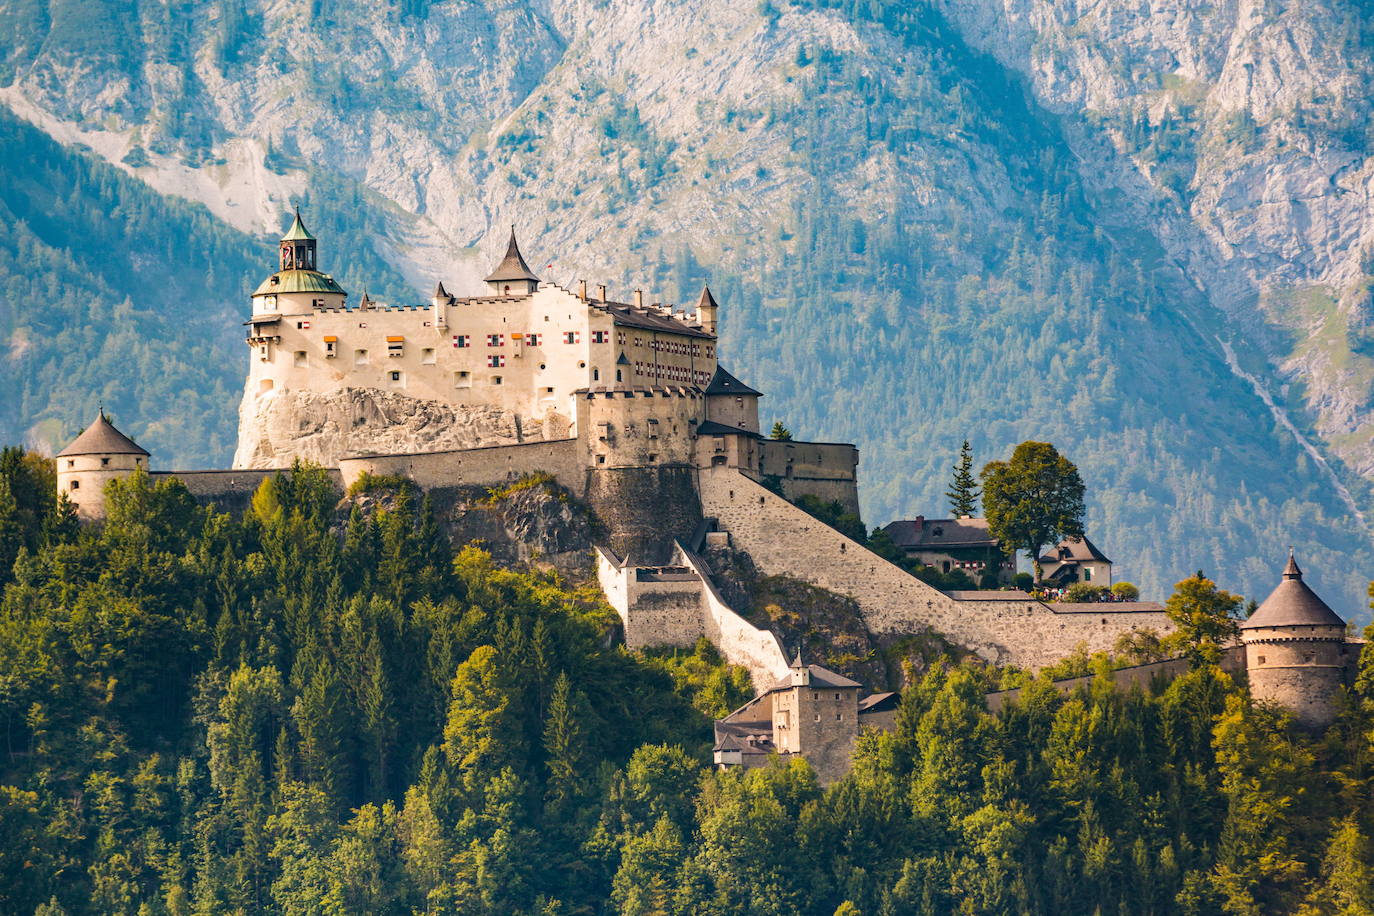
[338,439,585,496]
[757,439,862,516]
[696,465,1173,669]
[597,543,791,691]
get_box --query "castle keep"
[54,213,1360,778]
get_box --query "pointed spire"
[359,289,373,309]
[791,646,804,668]
[484,226,540,284]
[697,284,719,312]
[281,206,315,242]
[433,281,450,300]
[1283,548,1302,580]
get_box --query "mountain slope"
[1,0,1371,610]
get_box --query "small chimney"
[634,289,644,309]
[579,279,587,301]
[597,284,607,301]
[914,514,924,533]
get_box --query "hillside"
[2,462,1373,914]
[1,0,1373,609]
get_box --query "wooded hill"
[1,452,1373,915]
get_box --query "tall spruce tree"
[946,440,980,517]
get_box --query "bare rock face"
[233,385,566,468]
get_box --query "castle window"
[422,348,436,365]
[324,337,337,356]
[564,331,580,344]
[616,369,623,382]
[592,368,600,381]
[67,460,74,468]
[389,371,404,387]
[453,335,470,348]
[70,480,79,490]
[101,457,109,467]
[1258,655,1266,665]
[294,351,307,367]
[592,330,608,344]
[491,376,503,385]
[526,333,541,347]
[454,371,471,389]
[487,334,504,347]
[647,418,659,438]
[597,454,606,464]
[312,298,324,308]
[387,337,404,356]
[488,355,505,368]
[1084,567,1093,581]
[355,349,368,365]
[263,295,277,310]
[546,387,554,393]
[617,332,625,345]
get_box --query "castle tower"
[484,228,540,296]
[251,210,347,318]
[704,365,762,434]
[1241,552,1351,730]
[770,652,861,783]
[696,285,720,335]
[55,410,150,520]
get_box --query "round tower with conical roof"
[1241,552,1351,729]
[55,410,150,520]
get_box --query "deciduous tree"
[980,442,1085,581]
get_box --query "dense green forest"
[3,451,1374,915]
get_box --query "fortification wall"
[984,646,1246,713]
[680,547,791,691]
[152,469,299,513]
[758,440,861,516]
[338,439,584,495]
[575,388,705,468]
[697,467,1171,670]
[584,466,702,565]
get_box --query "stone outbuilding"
[55,411,150,520]
[1241,552,1357,730]
[713,654,894,785]
[1038,536,1113,586]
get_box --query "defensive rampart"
[583,466,702,565]
[697,466,1172,669]
[596,544,790,692]
[153,468,318,511]
[338,439,584,495]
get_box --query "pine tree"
[769,421,793,441]
[945,440,980,518]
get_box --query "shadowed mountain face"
[2,0,1372,611]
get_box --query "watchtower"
[1241,552,1351,730]
[55,410,150,520]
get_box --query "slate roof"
[1040,536,1112,566]
[883,516,1000,550]
[780,654,862,689]
[712,720,776,755]
[858,692,899,713]
[484,229,540,283]
[698,285,720,313]
[1242,553,1345,630]
[58,411,149,458]
[252,269,347,297]
[704,365,763,397]
[696,420,761,438]
[598,301,714,339]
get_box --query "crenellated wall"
[697,466,1172,670]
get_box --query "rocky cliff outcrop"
[233,385,567,468]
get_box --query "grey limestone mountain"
[5,0,1374,610]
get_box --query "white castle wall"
[237,281,718,468]
[697,466,1172,670]
[596,544,790,692]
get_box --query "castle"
[53,214,1362,780]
